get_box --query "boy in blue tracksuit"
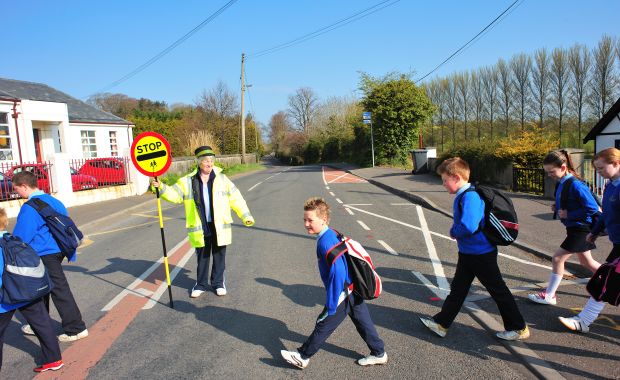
[420,157,530,341]
[12,171,88,342]
[280,197,386,369]
[0,208,63,373]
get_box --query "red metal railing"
[69,157,130,188]
[0,161,54,201]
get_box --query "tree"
[269,111,290,154]
[568,43,591,142]
[425,80,445,149]
[590,35,617,118]
[550,47,570,145]
[531,48,550,129]
[470,69,484,142]
[445,74,459,147]
[455,71,470,140]
[497,59,513,136]
[195,80,238,153]
[510,53,532,131]
[86,92,139,119]
[360,72,435,164]
[287,87,318,135]
[481,65,498,139]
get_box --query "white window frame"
[109,131,118,156]
[0,113,13,161]
[81,130,97,158]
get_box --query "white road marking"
[416,205,450,291]
[329,191,335,197]
[411,271,447,299]
[377,240,398,255]
[248,182,262,192]
[322,166,327,185]
[335,198,343,204]
[326,186,330,190]
[142,248,196,309]
[390,203,414,206]
[328,172,350,183]
[344,203,373,206]
[498,252,552,270]
[357,220,371,230]
[345,208,354,215]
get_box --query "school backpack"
[462,186,519,246]
[554,176,603,228]
[325,232,382,300]
[0,233,53,304]
[586,257,620,306]
[26,198,83,260]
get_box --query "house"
[0,77,134,163]
[583,97,620,151]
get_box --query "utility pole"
[240,53,246,164]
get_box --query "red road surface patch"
[35,240,192,380]
[322,167,367,184]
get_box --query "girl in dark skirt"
[560,147,620,332]
[528,150,601,306]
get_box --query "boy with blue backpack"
[12,171,88,343]
[280,197,387,369]
[0,207,64,372]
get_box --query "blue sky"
[3,1,619,127]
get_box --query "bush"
[304,140,322,164]
[496,129,557,168]
[437,141,511,184]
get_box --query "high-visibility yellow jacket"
[156,166,254,247]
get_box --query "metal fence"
[581,158,607,199]
[0,161,54,201]
[69,157,130,188]
[512,167,545,194]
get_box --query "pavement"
[326,162,613,277]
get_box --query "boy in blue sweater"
[420,157,530,341]
[0,208,63,373]
[280,197,386,369]
[12,171,88,342]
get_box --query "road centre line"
[357,220,371,230]
[344,208,354,215]
[248,181,262,191]
[335,198,343,204]
[329,191,335,197]
[416,205,450,291]
[377,240,398,256]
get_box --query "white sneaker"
[559,316,589,333]
[528,292,557,305]
[420,317,447,337]
[496,326,530,341]
[280,350,309,369]
[21,324,35,335]
[358,352,388,366]
[190,285,206,298]
[58,329,89,342]
[216,288,227,296]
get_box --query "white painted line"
[101,238,189,311]
[328,172,350,183]
[416,205,450,291]
[343,203,373,206]
[357,220,371,230]
[326,186,330,190]
[248,182,262,192]
[377,240,398,255]
[498,252,552,270]
[390,203,413,206]
[321,166,327,185]
[142,246,196,309]
[412,271,447,299]
[335,198,343,204]
[329,191,335,197]
[345,208,354,215]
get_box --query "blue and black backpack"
[0,233,53,304]
[27,198,83,261]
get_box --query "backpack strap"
[26,197,51,214]
[458,186,483,233]
[554,176,576,219]
[325,241,347,266]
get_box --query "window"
[81,130,97,158]
[109,131,118,156]
[0,113,13,161]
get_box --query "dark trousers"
[434,250,525,331]
[41,253,86,334]
[298,294,385,359]
[195,224,227,290]
[0,298,62,369]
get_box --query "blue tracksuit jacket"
[316,227,351,315]
[451,183,495,254]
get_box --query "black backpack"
[26,198,83,260]
[461,186,519,246]
[0,233,53,304]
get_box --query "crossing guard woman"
[152,146,255,298]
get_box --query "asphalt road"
[4,163,619,379]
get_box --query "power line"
[90,0,238,96]
[415,0,523,83]
[248,0,400,60]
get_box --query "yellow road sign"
[130,132,172,177]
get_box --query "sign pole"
[370,120,375,167]
[154,173,174,309]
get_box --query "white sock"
[577,297,606,326]
[545,273,563,297]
